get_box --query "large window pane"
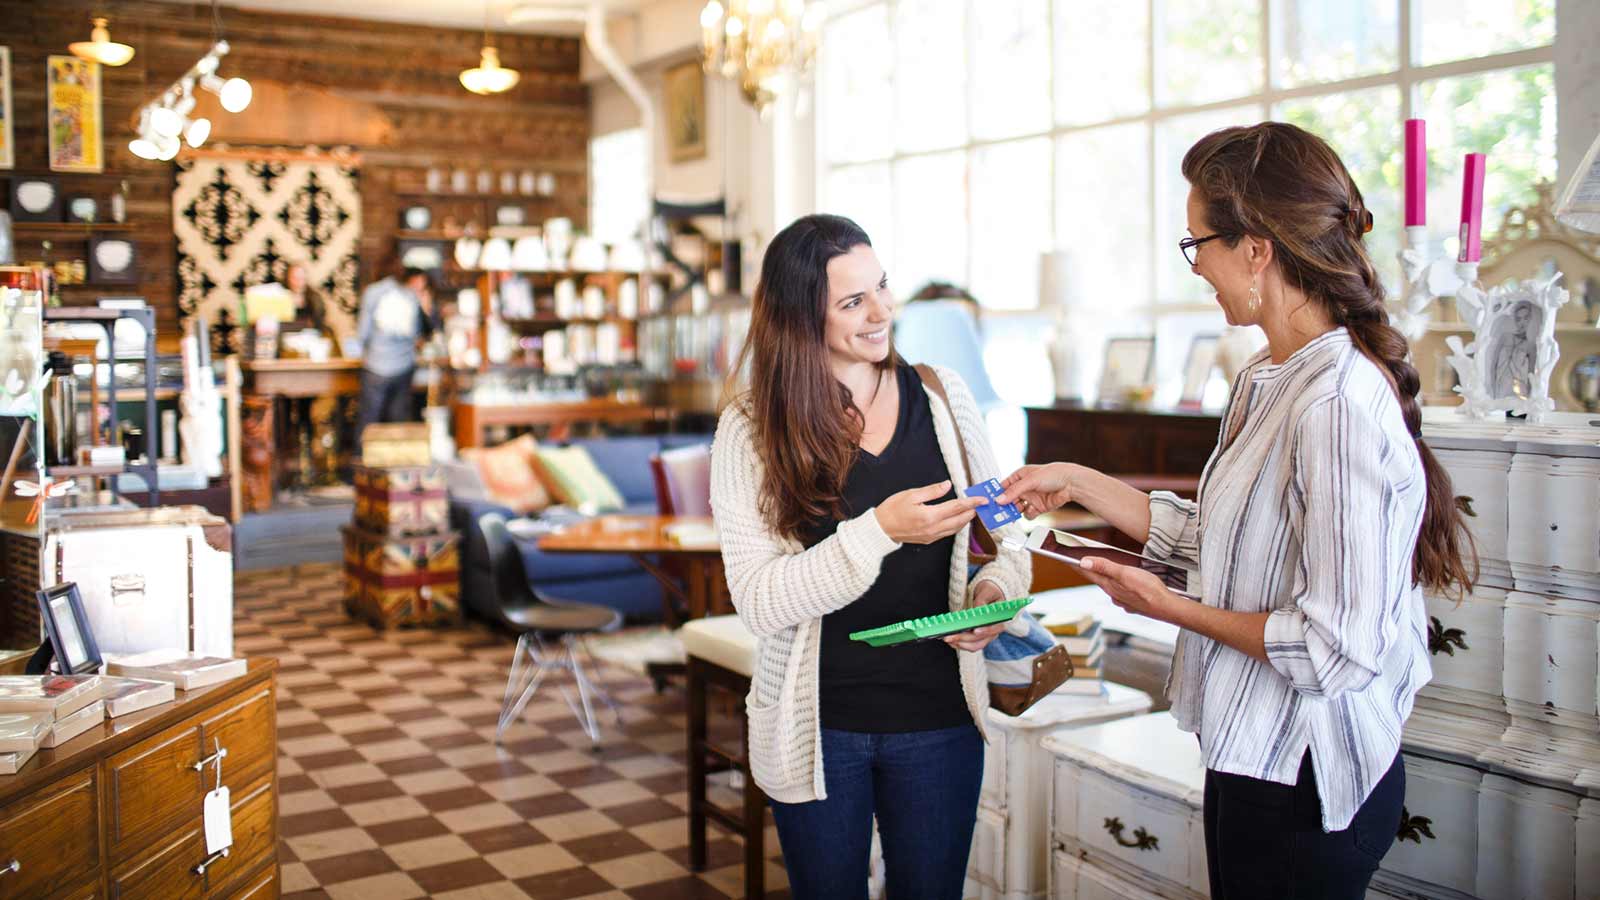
[1275,86,1403,290]
[970,0,1051,141]
[1417,64,1557,259]
[970,138,1052,310]
[892,151,968,294]
[1416,0,1555,67]
[1155,105,1265,303]
[896,0,966,152]
[1272,0,1398,88]
[820,5,893,165]
[823,163,896,284]
[1055,123,1152,308]
[589,128,648,245]
[1053,0,1148,127]
[1154,0,1262,108]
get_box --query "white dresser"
[1372,410,1600,900]
[1042,712,1206,900]
[965,682,1155,900]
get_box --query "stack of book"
[1042,611,1106,696]
[0,674,105,772]
[106,651,246,690]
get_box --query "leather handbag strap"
[913,364,998,563]
[987,644,1075,716]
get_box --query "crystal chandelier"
[699,0,823,115]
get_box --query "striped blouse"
[1145,328,1432,831]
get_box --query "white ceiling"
[144,0,643,35]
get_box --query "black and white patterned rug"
[174,152,363,339]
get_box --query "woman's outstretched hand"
[874,480,987,545]
[1075,557,1186,625]
[945,580,1007,652]
[996,463,1077,518]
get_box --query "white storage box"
[39,507,233,657]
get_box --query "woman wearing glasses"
[999,122,1475,899]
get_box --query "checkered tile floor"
[236,563,790,899]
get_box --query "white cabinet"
[965,682,1153,900]
[1422,586,1507,706]
[1042,712,1206,900]
[1374,756,1483,898]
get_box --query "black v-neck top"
[801,364,969,733]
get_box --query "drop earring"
[1248,283,1261,317]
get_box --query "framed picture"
[1097,336,1155,405]
[88,235,137,283]
[47,55,102,173]
[1446,273,1569,420]
[64,193,97,223]
[396,238,448,272]
[1179,334,1220,406]
[0,47,14,170]
[36,582,101,675]
[663,59,706,163]
[9,175,60,222]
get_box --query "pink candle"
[1404,119,1426,227]
[1458,152,1486,262]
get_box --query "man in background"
[353,265,437,440]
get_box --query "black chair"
[478,512,623,745]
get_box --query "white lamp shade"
[459,46,520,95]
[220,77,252,113]
[511,237,549,271]
[150,106,183,138]
[128,137,159,160]
[69,18,135,67]
[479,238,514,272]
[185,117,211,148]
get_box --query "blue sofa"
[450,433,713,624]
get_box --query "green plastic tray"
[848,597,1033,647]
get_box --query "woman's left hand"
[945,581,1008,652]
[1076,557,1189,625]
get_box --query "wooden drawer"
[1434,447,1510,569]
[1050,848,1188,900]
[1066,769,1204,895]
[110,775,274,900]
[107,723,203,859]
[0,772,99,900]
[223,862,277,900]
[1507,452,1600,576]
[1420,586,1506,704]
[1502,592,1600,724]
[1378,754,1482,897]
[1475,773,1580,900]
[198,686,276,795]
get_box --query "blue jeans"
[769,724,983,900]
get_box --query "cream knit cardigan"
[709,364,1032,803]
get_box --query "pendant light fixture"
[69,16,136,67]
[460,2,519,95]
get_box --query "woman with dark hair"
[998,122,1476,899]
[709,213,1031,899]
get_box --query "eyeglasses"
[1179,233,1228,266]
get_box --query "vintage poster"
[47,54,102,173]
[0,48,13,169]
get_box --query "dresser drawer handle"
[192,745,228,772]
[193,847,229,876]
[1103,817,1160,852]
[1397,806,1435,843]
[1427,617,1468,656]
[1,859,18,875]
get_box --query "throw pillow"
[472,435,551,514]
[532,445,626,513]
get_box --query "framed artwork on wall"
[664,59,706,164]
[0,47,14,170]
[47,55,102,173]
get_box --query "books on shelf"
[1041,610,1096,636]
[1057,622,1103,656]
[0,675,103,719]
[0,711,50,754]
[99,677,176,718]
[0,747,38,775]
[42,700,105,749]
[105,652,246,690]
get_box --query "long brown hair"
[1182,122,1477,597]
[725,214,897,543]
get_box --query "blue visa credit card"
[964,478,1021,531]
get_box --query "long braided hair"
[1182,122,1477,597]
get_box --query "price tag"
[204,786,233,855]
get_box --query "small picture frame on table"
[64,193,97,223]
[1178,334,1220,407]
[36,582,101,675]
[1097,336,1155,405]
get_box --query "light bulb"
[765,18,786,41]
[156,134,181,161]
[220,77,252,113]
[185,117,211,148]
[150,106,183,138]
[129,136,159,160]
[700,0,724,28]
[726,16,744,37]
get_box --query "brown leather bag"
[914,364,998,565]
[987,643,1075,717]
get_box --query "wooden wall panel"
[0,0,589,336]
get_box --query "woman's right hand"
[996,463,1077,517]
[874,480,987,545]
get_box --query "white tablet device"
[1020,528,1199,600]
